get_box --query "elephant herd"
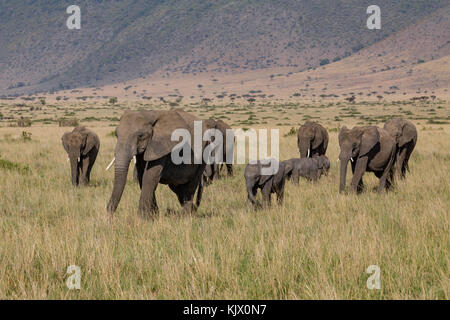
[61,109,417,217]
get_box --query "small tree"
[109,97,118,105]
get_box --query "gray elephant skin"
[339,125,396,193]
[297,121,329,158]
[244,160,286,208]
[283,158,319,184]
[203,119,234,185]
[107,109,209,217]
[315,155,330,177]
[383,117,417,178]
[62,126,100,186]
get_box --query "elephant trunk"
[69,152,80,186]
[299,140,311,158]
[107,149,132,215]
[339,153,350,193]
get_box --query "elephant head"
[298,122,324,158]
[384,118,417,148]
[282,159,294,180]
[107,110,193,214]
[257,159,285,190]
[338,126,380,192]
[315,155,330,176]
[272,161,286,190]
[62,127,97,186]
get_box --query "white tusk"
[67,158,70,162]
[106,157,116,171]
[350,157,354,163]
[77,157,81,163]
[337,158,340,162]
[133,156,137,164]
[307,149,310,158]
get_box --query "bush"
[0,157,30,174]
[22,131,32,141]
[319,59,330,66]
[283,127,297,137]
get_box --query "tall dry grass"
[0,106,448,299]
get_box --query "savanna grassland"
[0,97,448,299]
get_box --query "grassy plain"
[0,98,448,299]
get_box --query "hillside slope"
[0,0,448,95]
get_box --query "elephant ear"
[398,123,416,147]
[144,112,191,161]
[311,125,324,150]
[273,162,286,185]
[338,126,348,145]
[82,132,98,155]
[62,132,71,153]
[258,159,279,185]
[259,173,273,186]
[359,127,380,157]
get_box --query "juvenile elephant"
[244,159,286,208]
[62,126,100,186]
[203,119,234,184]
[315,155,330,177]
[283,158,320,184]
[297,121,329,158]
[383,118,417,178]
[107,109,209,217]
[339,125,396,193]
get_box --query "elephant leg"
[135,154,146,189]
[276,190,284,205]
[139,161,163,217]
[213,163,220,180]
[377,169,389,193]
[276,182,285,205]
[378,150,396,193]
[88,148,98,183]
[350,159,363,191]
[74,161,82,186]
[226,164,233,177]
[350,157,367,193]
[402,145,414,177]
[292,170,299,185]
[172,179,200,214]
[195,177,204,209]
[246,182,259,207]
[396,148,407,179]
[261,182,272,207]
[78,157,89,185]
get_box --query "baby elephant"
[244,159,286,208]
[283,157,320,184]
[314,155,330,177]
[62,126,100,186]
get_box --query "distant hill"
[0,0,448,95]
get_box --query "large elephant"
[297,121,329,158]
[383,118,417,178]
[62,126,100,186]
[106,109,208,217]
[202,119,234,184]
[339,125,396,193]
